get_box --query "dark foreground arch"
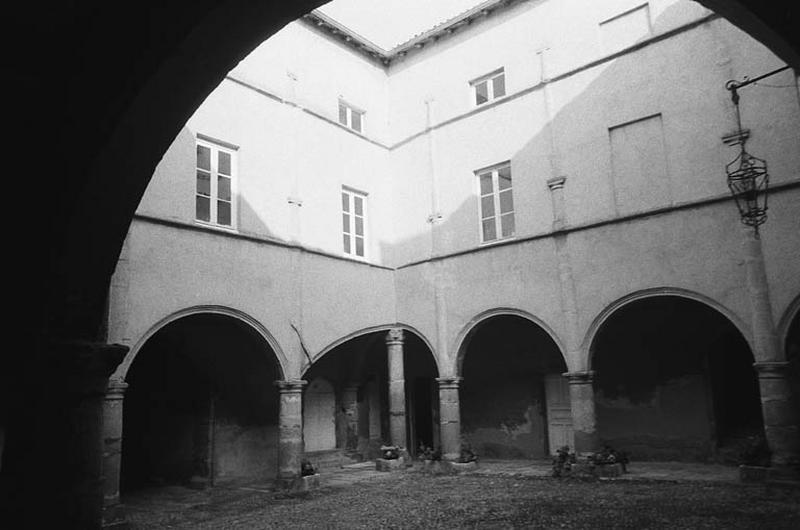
[3,0,798,526]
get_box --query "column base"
[274,474,320,495]
[376,457,407,471]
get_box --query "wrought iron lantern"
[725,79,769,232]
[725,140,768,229]
[722,66,789,233]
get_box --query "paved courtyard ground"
[124,460,800,529]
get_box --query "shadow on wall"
[144,125,286,244]
[381,3,797,266]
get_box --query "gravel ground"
[125,472,800,529]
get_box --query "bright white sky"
[317,0,485,50]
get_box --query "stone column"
[547,176,567,231]
[274,380,307,483]
[565,371,599,456]
[436,377,462,461]
[102,378,128,528]
[754,362,800,468]
[27,341,128,529]
[341,385,359,452]
[386,328,407,449]
[742,230,799,468]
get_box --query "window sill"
[194,220,239,234]
[479,235,516,247]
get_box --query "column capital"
[546,176,567,191]
[436,376,462,389]
[753,361,790,378]
[274,379,308,393]
[105,378,128,399]
[385,328,405,345]
[564,370,595,384]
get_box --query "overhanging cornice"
[302,0,528,68]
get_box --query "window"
[477,163,515,242]
[341,187,367,257]
[471,68,506,106]
[196,138,236,228]
[338,100,365,133]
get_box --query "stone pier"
[341,385,359,453]
[565,371,599,456]
[386,329,407,449]
[754,362,800,469]
[274,380,307,488]
[436,377,462,461]
[102,378,128,528]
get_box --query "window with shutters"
[341,187,367,258]
[195,138,237,228]
[476,163,515,243]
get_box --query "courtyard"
[124,461,800,529]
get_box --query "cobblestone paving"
[124,461,797,529]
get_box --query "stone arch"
[302,323,440,378]
[586,287,764,461]
[582,287,752,368]
[115,305,288,381]
[455,308,570,459]
[453,307,567,378]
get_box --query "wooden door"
[303,378,336,452]
[544,374,574,454]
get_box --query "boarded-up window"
[599,4,651,54]
[609,114,670,214]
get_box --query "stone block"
[595,463,624,478]
[739,465,770,482]
[376,457,405,471]
[275,474,321,495]
[444,461,478,474]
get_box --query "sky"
[317,0,485,50]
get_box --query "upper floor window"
[338,100,365,133]
[196,137,236,228]
[471,68,506,106]
[477,163,514,242]
[341,187,367,258]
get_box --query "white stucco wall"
[112,0,800,385]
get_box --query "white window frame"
[195,136,238,230]
[476,162,515,244]
[470,68,506,107]
[341,186,368,259]
[338,99,366,134]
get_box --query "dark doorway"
[302,330,438,460]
